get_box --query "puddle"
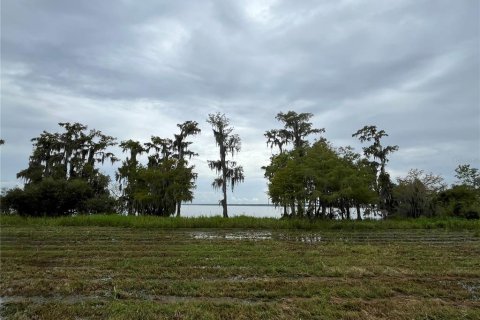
[190,231,324,242]
[191,231,272,241]
[277,234,323,243]
[190,230,480,244]
[458,281,480,301]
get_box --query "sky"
[1,0,479,204]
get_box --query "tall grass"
[1,214,478,230]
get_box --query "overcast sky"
[1,0,479,204]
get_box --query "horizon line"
[184,203,273,206]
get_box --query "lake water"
[179,204,380,219]
[180,204,283,218]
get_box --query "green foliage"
[4,123,117,216]
[116,140,146,214]
[1,214,478,230]
[273,111,324,149]
[266,141,377,219]
[438,185,480,218]
[83,194,117,214]
[352,125,399,215]
[4,115,477,223]
[393,169,446,218]
[455,164,480,189]
[1,178,93,216]
[264,112,377,220]
[264,111,327,218]
[116,121,200,216]
[173,121,201,216]
[17,122,117,184]
[133,159,196,216]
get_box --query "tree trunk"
[221,146,228,218]
[297,199,304,217]
[176,202,181,217]
[356,204,362,220]
[176,147,184,217]
[222,183,228,218]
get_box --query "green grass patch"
[1,225,479,319]
[1,214,479,230]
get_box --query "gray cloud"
[1,0,479,202]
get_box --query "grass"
[1,221,479,319]
[1,214,479,230]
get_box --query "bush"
[437,185,480,218]
[83,195,117,214]
[465,211,479,220]
[2,179,94,216]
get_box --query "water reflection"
[191,231,272,240]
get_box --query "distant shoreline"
[183,203,274,207]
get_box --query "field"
[1,217,479,319]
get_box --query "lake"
[179,204,380,219]
[180,204,283,217]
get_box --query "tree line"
[1,111,479,219]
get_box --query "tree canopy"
[1,113,478,220]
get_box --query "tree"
[116,140,146,215]
[337,146,378,220]
[136,134,197,216]
[438,185,479,218]
[263,111,324,217]
[17,123,117,184]
[172,121,201,216]
[264,129,289,154]
[266,140,377,220]
[455,164,480,189]
[352,125,398,217]
[274,111,324,150]
[133,158,196,216]
[207,113,244,218]
[394,169,446,218]
[116,121,200,217]
[436,164,480,218]
[8,123,117,216]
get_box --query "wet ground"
[1,226,479,319]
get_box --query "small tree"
[207,113,244,218]
[394,169,446,218]
[455,164,480,189]
[353,125,398,217]
[116,140,145,215]
[172,121,201,216]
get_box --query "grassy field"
[2,214,479,230]
[1,218,479,319]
